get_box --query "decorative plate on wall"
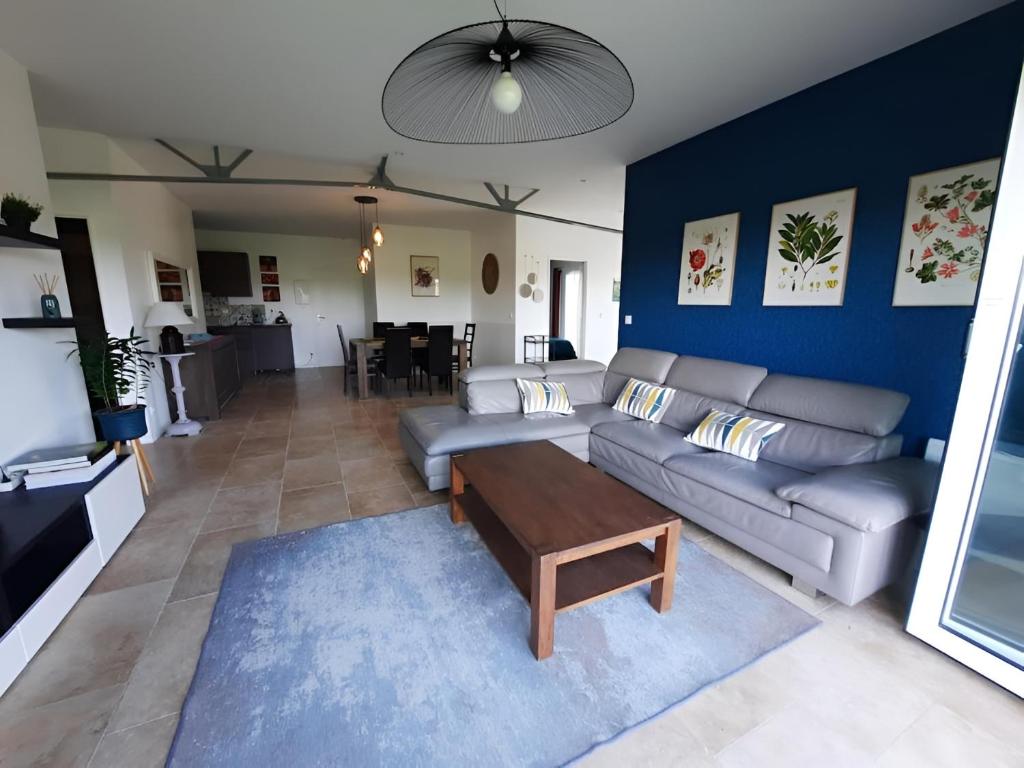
[482,253,500,295]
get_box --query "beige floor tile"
[136,483,218,529]
[278,483,351,533]
[245,419,291,438]
[0,580,172,712]
[877,704,1024,768]
[396,461,429,492]
[286,435,338,460]
[0,684,124,768]
[580,708,715,767]
[186,433,244,458]
[348,484,416,518]
[283,454,343,491]
[221,453,285,489]
[290,419,336,438]
[345,462,405,492]
[169,522,276,602]
[89,523,197,594]
[108,594,217,732]
[201,481,282,533]
[336,435,387,461]
[412,489,449,507]
[91,713,178,768]
[234,435,289,459]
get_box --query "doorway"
[549,260,585,360]
[56,218,107,415]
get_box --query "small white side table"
[160,352,203,437]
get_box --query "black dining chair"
[372,321,395,339]
[452,322,476,375]
[407,322,428,337]
[424,325,454,395]
[377,327,414,397]
[337,324,376,395]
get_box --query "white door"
[907,65,1024,696]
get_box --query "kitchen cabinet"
[197,251,252,297]
[208,324,294,374]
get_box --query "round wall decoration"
[482,253,500,294]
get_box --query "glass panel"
[944,327,1024,662]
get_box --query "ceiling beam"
[154,140,253,179]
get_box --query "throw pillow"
[516,378,574,415]
[612,378,675,423]
[685,409,785,461]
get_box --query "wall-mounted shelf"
[2,318,77,329]
[0,225,61,250]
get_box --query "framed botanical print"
[411,255,440,297]
[892,158,1000,306]
[678,212,739,306]
[762,188,857,307]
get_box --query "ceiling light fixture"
[371,198,384,247]
[381,1,633,144]
[355,195,379,275]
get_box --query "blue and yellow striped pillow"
[516,378,574,415]
[685,409,785,461]
[612,378,675,423]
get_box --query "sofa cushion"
[742,407,902,472]
[591,420,700,465]
[573,403,636,429]
[551,371,605,405]
[749,374,909,437]
[537,359,606,376]
[663,452,809,518]
[603,347,678,403]
[684,410,785,462]
[658,389,739,434]
[460,363,544,384]
[664,355,768,407]
[516,378,574,415]
[612,378,676,423]
[465,379,524,415]
[776,457,939,532]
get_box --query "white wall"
[368,224,471,336]
[0,50,95,465]
[194,229,363,367]
[468,212,516,365]
[41,128,203,440]
[514,218,622,364]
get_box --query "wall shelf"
[0,225,61,250]
[2,318,77,329]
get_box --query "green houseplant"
[65,329,155,441]
[1,193,44,233]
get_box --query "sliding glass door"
[908,65,1024,696]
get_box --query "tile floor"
[0,366,1021,767]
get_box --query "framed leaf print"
[762,188,856,307]
[410,255,440,297]
[677,212,739,306]
[892,158,1000,306]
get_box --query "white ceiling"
[1,0,1007,232]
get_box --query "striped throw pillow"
[516,379,574,415]
[612,378,675,423]
[685,409,785,462]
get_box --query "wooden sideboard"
[163,335,241,421]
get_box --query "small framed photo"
[294,281,311,305]
[262,286,281,302]
[259,255,278,273]
[678,212,739,306]
[261,272,280,285]
[411,255,440,297]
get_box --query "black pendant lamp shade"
[382,19,634,144]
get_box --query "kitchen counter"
[208,324,294,373]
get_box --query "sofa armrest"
[775,458,939,533]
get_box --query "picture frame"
[259,255,278,273]
[612,279,621,302]
[892,158,1000,307]
[678,212,739,306]
[410,255,440,297]
[294,280,311,305]
[262,286,281,302]
[762,188,857,307]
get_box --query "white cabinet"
[85,455,146,562]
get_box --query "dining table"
[350,336,469,399]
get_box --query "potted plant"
[1,193,44,233]
[65,329,155,441]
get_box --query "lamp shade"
[144,301,193,328]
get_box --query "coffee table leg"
[650,520,681,613]
[530,555,556,660]
[449,456,466,524]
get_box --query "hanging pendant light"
[354,195,379,275]
[381,1,633,144]
[371,199,385,247]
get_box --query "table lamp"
[145,301,193,353]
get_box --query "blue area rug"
[169,504,818,766]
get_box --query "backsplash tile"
[204,294,267,326]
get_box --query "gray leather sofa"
[398,348,938,605]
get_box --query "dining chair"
[425,325,454,395]
[453,322,476,374]
[377,327,414,397]
[337,324,376,394]
[407,322,428,337]
[372,321,395,338]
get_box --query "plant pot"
[1,211,33,232]
[95,407,148,442]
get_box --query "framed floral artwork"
[892,158,1000,306]
[762,188,857,307]
[410,255,440,297]
[677,212,739,306]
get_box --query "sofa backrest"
[602,347,678,403]
[664,355,768,407]
[459,361,607,414]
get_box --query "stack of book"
[5,442,116,490]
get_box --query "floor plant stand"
[160,352,203,437]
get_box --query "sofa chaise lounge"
[398,348,938,605]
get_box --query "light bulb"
[357,254,370,275]
[491,71,523,114]
[372,225,384,247]
[362,246,373,263]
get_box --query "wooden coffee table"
[450,441,681,660]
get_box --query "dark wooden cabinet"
[164,336,241,421]
[197,250,252,297]
[208,324,295,374]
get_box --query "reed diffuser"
[35,272,61,319]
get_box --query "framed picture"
[262,286,281,302]
[612,279,621,302]
[411,255,440,297]
[678,212,739,306]
[156,270,181,284]
[160,285,184,302]
[892,158,1000,306]
[294,281,311,305]
[261,272,280,286]
[259,255,278,273]
[762,188,857,306]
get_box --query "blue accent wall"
[619,4,1023,455]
